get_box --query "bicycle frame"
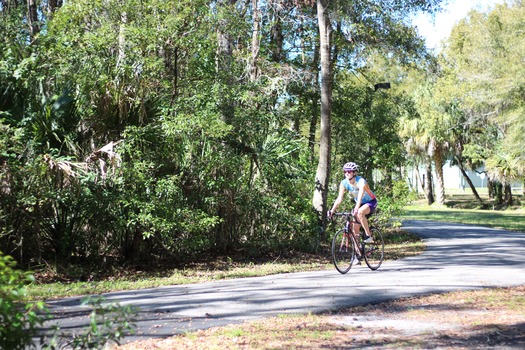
[331,211,384,274]
[342,214,365,257]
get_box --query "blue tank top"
[341,176,376,203]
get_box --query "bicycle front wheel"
[332,229,355,274]
[363,227,384,270]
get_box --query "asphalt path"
[39,220,525,345]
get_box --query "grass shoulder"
[28,226,423,300]
[403,194,525,233]
[116,285,525,350]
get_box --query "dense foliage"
[0,251,136,349]
[0,0,436,269]
[398,1,525,206]
[1,0,313,267]
[441,1,525,203]
[2,0,523,271]
[0,252,47,349]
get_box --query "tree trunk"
[27,0,40,41]
[312,0,332,224]
[504,184,512,205]
[455,156,483,203]
[495,182,503,204]
[424,162,434,205]
[215,0,237,251]
[270,0,284,62]
[414,164,422,194]
[430,140,445,205]
[47,0,62,18]
[313,0,332,236]
[308,41,320,162]
[118,11,127,66]
[249,0,261,81]
[249,0,261,183]
[488,179,495,199]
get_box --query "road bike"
[330,211,384,274]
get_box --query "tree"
[27,0,40,40]
[312,0,444,219]
[312,0,332,227]
[1,0,445,267]
[443,1,525,205]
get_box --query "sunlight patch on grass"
[403,203,525,233]
[28,261,334,300]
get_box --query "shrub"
[374,179,415,228]
[0,252,48,349]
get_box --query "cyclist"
[327,162,378,243]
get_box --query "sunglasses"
[344,170,355,174]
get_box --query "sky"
[411,0,506,51]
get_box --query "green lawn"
[403,195,525,233]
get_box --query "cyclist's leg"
[351,222,363,258]
[356,204,372,239]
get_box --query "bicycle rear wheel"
[363,227,384,270]
[332,229,355,274]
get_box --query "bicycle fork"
[339,221,351,252]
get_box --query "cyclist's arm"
[354,179,366,213]
[329,182,346,213]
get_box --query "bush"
[0,252,48,349]
[374,179,415,228]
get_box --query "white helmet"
[342,162,359,171]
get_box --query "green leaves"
[0,252,138,349]
[0,0,456,267]
[443,2,525,185]
[0,253,48,350]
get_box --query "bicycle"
[330,211,384,274]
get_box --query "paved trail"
[40,220,525,344]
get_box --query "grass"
[403,193,525,232]
[29,260,332,300]
[403,205,525,232]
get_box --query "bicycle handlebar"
[330,207,381,217]
[331,212,353,217]
[328,212,356,222]
[332,211,353,216]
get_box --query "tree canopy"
[439,0,525,202]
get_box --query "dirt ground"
[116,285,525,349]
